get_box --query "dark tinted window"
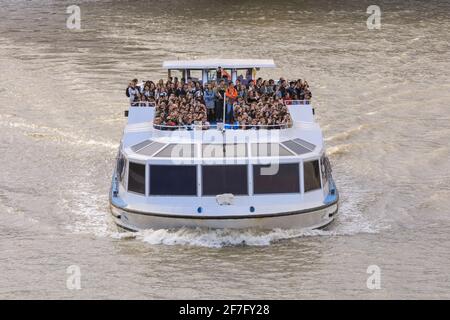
[304,160,321,192]
[253,163,300,194]
[128,162,146,194]
[202,165,248,195]
[320,156,328,187]
[117,153,126,183]
[149,165,197,196]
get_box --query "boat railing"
[128,100,310,107]
[285,100,311,105]
[152,122,291,131]
[126,100,307,130]
[129,101,156,107]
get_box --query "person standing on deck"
[225,82,238,123]
[216,66,231,82]
[215,80,226,122]
[204,83,216,122]
[127,79,140,106]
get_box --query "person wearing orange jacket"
[225,82,238,123]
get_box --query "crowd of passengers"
[126,67,312,129]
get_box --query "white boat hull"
[110,202,338,231]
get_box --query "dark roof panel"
[281,140,312,155]
[131,139,153,152]
[293,138,316,151]
[251,143,295,157]
[137,142,166,156]
[154,144,197,158]
[202,144,247,158]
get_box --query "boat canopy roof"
[162,59,276,70]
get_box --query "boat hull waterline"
[110,200,338,231]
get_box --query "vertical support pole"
[248,162,253,196]
[223,94,227,127]
[145,163,150,196]
[125,160,129,192]
[196,139,202,197]
[197,163,202,197]
[300,160,304,197]
[202,69,208,85]
[248,138,253,196]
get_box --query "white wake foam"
[106,222,379,248]
[137,227,327,247]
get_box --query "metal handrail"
[128,99,310,107]
[128,99,311,108]
[129,101,156,107]
[285,100,311,105]
[152,122,291,130]
[126,98,303,130]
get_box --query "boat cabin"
[163,59,276,84]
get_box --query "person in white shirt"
[127,79,140,105]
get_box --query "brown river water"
[0,0,449,299]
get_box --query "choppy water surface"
[0,0,449,299]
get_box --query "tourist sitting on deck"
[153,93,208,129]
[246,89,259,104]
[232,97,291,129]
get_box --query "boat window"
[128,162,146,195]
[117,153,126,183]
[236,69,251,84]
[320,155,328,187]
[202,165,248,196]
[169,69,183,82]
[321,154,333,188]
[304,160,321,192]
[206,69,217,82]
[154,144,197,158]
[202,144,247,158]
[187,70,202,82]
[251,143,294,157]
[149,165,197,196]
[253,163,300,194]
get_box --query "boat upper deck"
[126,59,313,131]
[122,58,320,159]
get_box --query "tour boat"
[109,59,338,231]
